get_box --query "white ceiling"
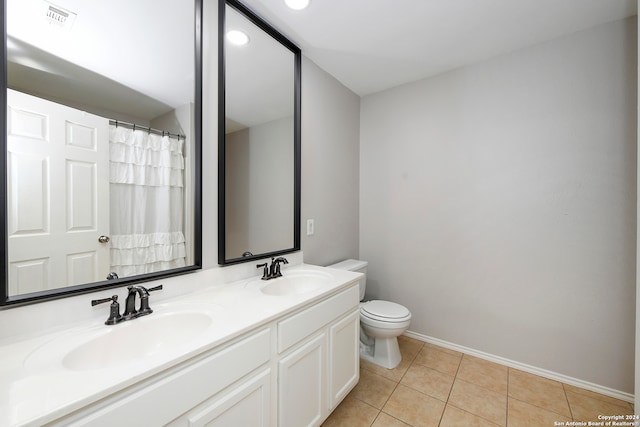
[239,0,638,96]
[6,0,637,119]
[7,0,194,111]
[226,5,295,132]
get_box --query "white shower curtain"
[109,125,186,277]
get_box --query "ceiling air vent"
[44,2,77,29]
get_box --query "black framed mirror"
[218,0,301,265]
[0,0,203,306]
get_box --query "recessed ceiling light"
[226,30,249,46]
[284,0,310,11]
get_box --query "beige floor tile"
[566,390,634,422]
[413,346,462,376]
[400,363,455,401]
[351,368,398,409]
[508,369,571,417]
[424,342,463,357]
[338,337,637,427]
[371,412,411,427]
[361,356,412,383]
[382,384,446,427]
[359,337,424,383]
[440,404,501,427]
[456,355,507,394]
[448,379,507,426]
[322,395,380,427]
[563,383,633,411]
[398,335,424,361]
[508,398,571,427]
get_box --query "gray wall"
[301,57,361,266]
[360,17,637,393]
[225,117,294,259]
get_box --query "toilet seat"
[361,300,411,323]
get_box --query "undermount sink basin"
[252,270,335,296]
[26,307,215,372]
[64,312,212,370]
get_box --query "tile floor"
[322,336,634,427]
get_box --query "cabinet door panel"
[278,333,325,427]
[329,310,360,409]
[187,369,271,427]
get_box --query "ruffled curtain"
[109,125,186,277]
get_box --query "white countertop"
[0,263,362,427]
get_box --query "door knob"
[98,235,110,243]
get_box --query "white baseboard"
[403,330,634,404]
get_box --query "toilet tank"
[327,259,368,301]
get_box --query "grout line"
[445,401,504,427]
[507,394,573,420]
[509,368,575,419]
[562,383,575,421]
[506,368,510,427]
[437,346,463,426]
[447,349,463,398]
[368,409,382,427]
[379,411,411,427]
[381,382,400,412]
[444,351,507,427]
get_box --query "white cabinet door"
[328,310,360,410]
[6,89,110,294]
[186,369,271,427]
[278,333,325,427]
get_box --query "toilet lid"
[361,300,411,321]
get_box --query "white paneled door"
[7,89,110,294]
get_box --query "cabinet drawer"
[58,328,271,427]
[278,285,359,353]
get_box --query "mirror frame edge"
[218,0,301,266]
[0,0,204,308]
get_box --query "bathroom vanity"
[0,264,361,427]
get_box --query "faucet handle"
[257,263,269,280]
[91,295,123,325]
[91,295,117,306]
[147,284,163,293]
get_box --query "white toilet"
[328,259,411,369]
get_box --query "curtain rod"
[109,120,185,140]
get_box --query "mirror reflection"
[5,0,200,298]
[221,0,300,264]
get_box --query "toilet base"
[359,336,402,369]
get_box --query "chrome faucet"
[257,257,289,280]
